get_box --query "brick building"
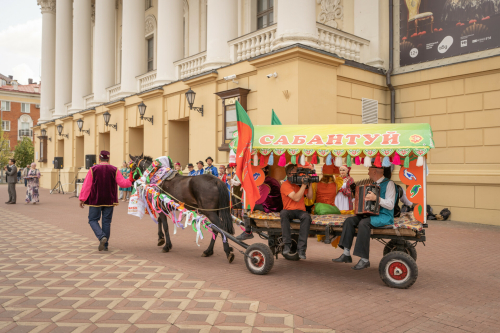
[0,75,41,151]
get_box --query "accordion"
[354,184,381,215]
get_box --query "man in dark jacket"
[4,159,17,204]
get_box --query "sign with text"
[399,0,500,66]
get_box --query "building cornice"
[137,87,164,100]
[105,99,126,109]
[183,71,218,87]
[249,45,345,68]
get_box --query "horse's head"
[129,153,153,180]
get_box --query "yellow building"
[34,0,500,225]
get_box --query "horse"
[129,154,235,263]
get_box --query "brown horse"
[129,154,235,263]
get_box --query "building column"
[93,0,115,103]
[272,0,318,50]
[156,0,184,84]
[53,0,73,118]
[121,0,146,95]
[37,0,56,123]
[203,0,238,70]
[70,0,92,113]
[354,0,385,68]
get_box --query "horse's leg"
[157,213,165,246]
[202,211,234,263]
[202,231,216,257]
[160,214,173,253]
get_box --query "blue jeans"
[88,206,114,248]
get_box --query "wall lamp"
[185,88,204,116]
[41,128,51,141]
[56,124,69,138]
[103,111,117,131]
[76,118,90,135]
[137,102,153,125]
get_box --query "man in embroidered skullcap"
[79,150,134,251]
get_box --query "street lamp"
[56,124,69,138]
[137,102,153,125]
[41,128,51,141]
[76,118,90,135]
[103,111,117,131]
[185,88,204,116]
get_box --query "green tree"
[13,137,34,168]
[0,126,10,169]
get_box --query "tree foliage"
[13,137,35,168]
[0,126,10,169]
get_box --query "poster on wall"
[399,0,500,66]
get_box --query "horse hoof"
[158,239,165,246]
[167,242,173,250]
[227,253,235,264]
[202,250,213,257]
[162,248,170,253]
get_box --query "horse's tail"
[216,180,234,235]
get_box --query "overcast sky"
[0,0,42,85]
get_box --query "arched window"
[145,14,157,72]
[18,114,33,140]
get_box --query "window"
[21,103,30,113]
[145,0,152,10]
[2,140,10,149]
[225,104,237,139]
[1,120,10,131]
[1,80,6,86]
[147,37,154,72]
[362,98,378,124]
[1,101,10,111]
[215,88,251,151]
[257,0,274,29]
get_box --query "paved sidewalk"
[0,208,332,333]
[1,188,500,332]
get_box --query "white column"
[203,0,238,70]
[37,0,56,123]
[53,0,73,118]
[156,0,184,84]
[188,0,200,56]
[272,0,318,50]
[354,0,385,68]
[93,0,115,103]
[121,0,146,95]
[70,0,92,113]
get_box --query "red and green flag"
[235,101,260,211]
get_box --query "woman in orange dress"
[315,164,338,206]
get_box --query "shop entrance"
[99,132,110,152]
[168,119,189,167]
[129,127,144,157]
[75,136,84,168]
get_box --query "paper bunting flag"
[331,149,346,157]
[273,148,286,156]
[348,149,362,157]
[287,148,301,156]
[302,149,316,157]
[379,148,395,157]
[363,149,378,157]
[259,148,273,156]
[396,148,412,157]
[316,149,330,157]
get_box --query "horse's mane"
[143,156,154,162]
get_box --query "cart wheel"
[383,240,417,261]
[283,235,300,261]
[245,243,274,275]
[379,252,418,289]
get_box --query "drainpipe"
[387,0,395,123]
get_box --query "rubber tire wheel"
[379,251,418,289]
[383,240,417,262]
[245,243,275,275]
[283,234,300,261]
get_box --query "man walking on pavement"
[4,159,17,204]
[79,150,133,251]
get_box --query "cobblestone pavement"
[1,187,500,333]
[0,207,333,333]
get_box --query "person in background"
[4,159,17,204]
[335,165,355,211]
[118,161,132,202]
[204,157,218,176]
[237,166,283,240]
[23,165,30,187]
[174,162,183,175]
[17,168,21,183]
[195,161,204,175]
[79,150,133,251]
[314,164,338,209]
[187,163,196,176]
[25,163,41,204]
[218,165,227,183]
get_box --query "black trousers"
[339,215,372,259]
[244,204,265,233]
[280,210,311,251]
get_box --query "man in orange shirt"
[280,164,314,259]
